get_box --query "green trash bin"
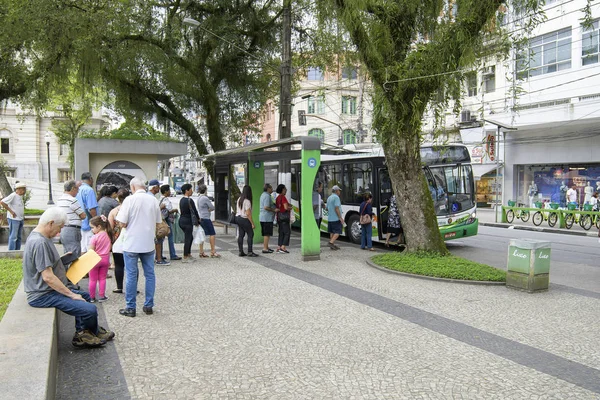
[506,239,551,292]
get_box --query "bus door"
[377,168,393,240]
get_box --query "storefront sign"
[486,134,495,161]
[471,146,483,164]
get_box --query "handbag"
[187,198,199,226]
[229,212,237,224]
[155,221,171,240]
[276,196,290,222]
[112,227,126,253]
[359,203,372,225]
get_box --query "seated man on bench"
[23,207,115,348]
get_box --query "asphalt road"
[447,225,600,294]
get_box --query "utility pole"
[279,0,292,184]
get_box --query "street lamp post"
[45,133,54,205]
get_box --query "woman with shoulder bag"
[108,188,130,293]
[179,183,201,263]
[236,185,257,257]
[275,184,292,254]
[359,193,375,251]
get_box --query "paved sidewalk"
[81,228,600,399]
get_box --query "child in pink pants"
[88,216,112,302]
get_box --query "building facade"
[441,0,600,210]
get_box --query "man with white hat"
[326,185,345,250]
[1,182,26,250]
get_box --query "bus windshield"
[427,165,474,216]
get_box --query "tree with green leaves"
[317,0,545,253]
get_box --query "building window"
[517,27,572,79]
[59,143,69,156]
[343,129,357,145]
[307,67,323,80]
[0,130,10,154]
[342,66,357,80]
[582,20,600,65]
[4,169,15,178]
[483,66,496,93]
[466,72,477,97]
[307,95,325,114]
[266,133,272,142]
[308,128,325,143]
[341,96,357,115]
[58,169,70,182]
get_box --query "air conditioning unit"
[460,110,471,123]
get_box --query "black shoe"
[112,289,123,294]
[170,256,182,260]
[239,252,247,257]
[248,252,259,257]
[119,308,136,318]
[262,250,271,254]
[142,306,153,315]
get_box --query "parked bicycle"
[505,200,530,223]
[577,204,600,230]
[564,203,586,230]
[532,202,559,227]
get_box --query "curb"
[365,259,506,286]
[479,222,598,237]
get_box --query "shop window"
[342,162,373,205]
[341,96,357,115]
[517,27,572,79]
[582,20,600,65]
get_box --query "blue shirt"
[326,193,341,222]
[75,182,98,231]
[259,192,275,222]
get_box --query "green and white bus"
[287,144,478,244]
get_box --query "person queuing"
[259,183,278,254]
[87,216,112,303]
[23,207,114,348]
[326,185,344,250]
[359,193,375,251]
[275,184,292,254]
[97,185,119,218]
[56,180,86,269]
[76,172,98,253]
[236,185,257,257]
[108,188,130,294]
[158,185,181,262]
[312,181,325,231]
[178,183,201,263]
[1,182,26,250]
[197,184,221,258]
[385,195,404,247]
[116,178,162,318]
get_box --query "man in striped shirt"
[57,180,86,268]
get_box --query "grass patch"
[24,209,45,215]
[371,252,506,282]
[0,259,23,322]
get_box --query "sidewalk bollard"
[506,239,551,293]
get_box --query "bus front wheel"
[347,214,362,244]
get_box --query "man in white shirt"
[56,180,86,267]
[567,185,578,205]
[116,177,162,318]
[1,182,26,250]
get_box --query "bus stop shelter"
[208,137,321,261]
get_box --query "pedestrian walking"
[197,184,220,258]
[116,178,162,317]
[236,185,257,257]
[326,185,344,250]
[179,183,201,262]
[259,183,278,253]
[359,193,375,251]
[275,184,292,254]
[87,216,112,303]
[1,182,26,250]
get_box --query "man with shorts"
[326,185,344,250]
[259,183,278,253]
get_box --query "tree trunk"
[384,130,448,254]
[0,169,13,198]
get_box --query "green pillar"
[300,149,321,261]
[247,156,264,244]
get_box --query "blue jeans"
[361,224,373,249]
[123,251,156,310]
[8,219,23,250]
[29,289,98,334]
[166,219,178,258]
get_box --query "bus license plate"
[444,232,456,239]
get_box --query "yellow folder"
[66,250,102,284]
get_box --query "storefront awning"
[472,163,500,179]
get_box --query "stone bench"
[0,281,58,400]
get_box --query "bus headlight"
[471,212,476,219]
